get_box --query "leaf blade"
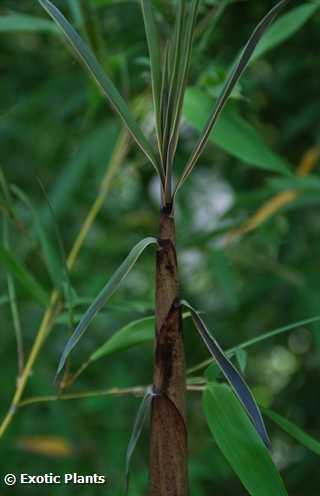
[188,315,320,375]
[38,0,163,181]
[91,316,155,361]
[228,315,320,356]
[204,384,288,496]
[263,408,320,456]
[56,237,158,378]
[141,0,162,150]
[125,387,153,495]
[183,87,292,175]
[250,3,320,63]
[0,13,58,33]
[175,0,289,195]
[183,300,270,446]
[89,312,190,362]
[165,0,200,201]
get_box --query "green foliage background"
[1,0,320,494]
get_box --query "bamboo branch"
[19,384,206,409]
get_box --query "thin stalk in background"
[0,123,132,439]
[3,216,24,377]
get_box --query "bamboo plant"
[38,0,290,494]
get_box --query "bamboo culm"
[149,203,188,495]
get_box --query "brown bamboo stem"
[149,204,188,496]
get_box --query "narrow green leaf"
[0,246,48,306]
[91,316,155,361]
[89,312,190,361]
[175,0,289,195]
[67,0,84,27]
[162,0,187,178]
[0,13,58,33]
[38,0,163,182]
[188,315,320,375]
[205,350,247,382]
[125,387,153,495]
[228,315,320,356]
[204,384,288,496]
[56,237,158,378]
[165,0,200,200]
[263,408,320,456]
[183,300,270,446]
[159,41,170,148]
[236,349,247,374]
[36,177,75,330]
[66,0,90,45]
[183,87,291,175]
[250,3,320,62]
[141,0,162,149]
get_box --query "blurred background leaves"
[1,0,320,494]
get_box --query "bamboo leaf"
[36,177,75,330]
[175,0,289,195]
[183,300,270,446]
[141,0,162,149]
[38,0,163,181]
[67,0,84,28]
[228,315,320,356]
[91,316,155,361]
[165,0,200,201]
[188,315,320,375]
[125,387,153,495]
[204,384,288,496]
[161,0,187,176]
[235,349,247,374]
[89,312,190,362]
[250,3,320,63]
[159,41,170,148]
[183,87,292,175]
[56,237,158,378]
[263,408,320,456]
[0,13,58,33]
[0,246,48,306]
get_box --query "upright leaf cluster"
[39,0,289,207]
